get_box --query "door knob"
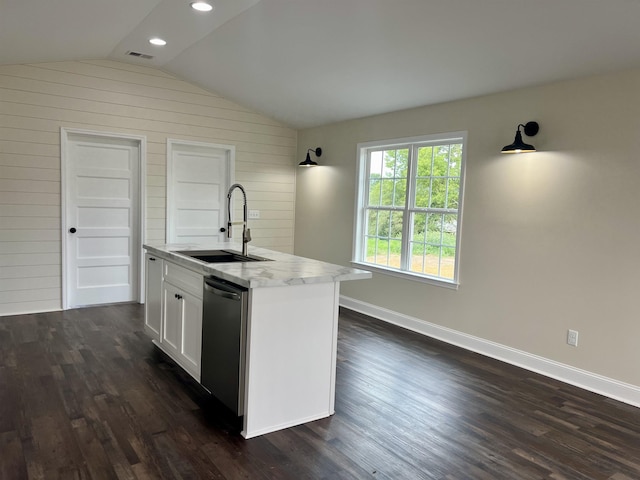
[219,227,226,233]
[69,227,77,233]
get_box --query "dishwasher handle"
[204,279,243,301]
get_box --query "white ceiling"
[3,0,640,128]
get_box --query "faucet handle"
[244,228,251,243]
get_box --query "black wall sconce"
[501,121,539,154]
[299,147,322,167]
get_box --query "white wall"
[295,67,640,392]
[0,59,296,316]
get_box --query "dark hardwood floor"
[1,304,640,479]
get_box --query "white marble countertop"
[144,242,372,288]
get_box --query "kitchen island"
[143,243,371,438]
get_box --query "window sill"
[351,261,459,290]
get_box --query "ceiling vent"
[126,51,154,60]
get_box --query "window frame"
[352,132,467,288]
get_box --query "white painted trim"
[350,261,459,289]
[60,129,69,310]
[166,138,236,243]
[242,411,334,439]
[139,138,147,303]
[60,127,147,309]
[339,295,640,409]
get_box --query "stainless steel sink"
[176,249,271,263]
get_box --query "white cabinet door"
[161,280,202,381]
[161,281,183,359]
[180,289,203,380]
[144,254,162,342]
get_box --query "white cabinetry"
[145,256,203,382]
[160,261,203,381]
[144,254,162,342]
[161,281,202,381]
[143,246,357,439]
[242,281,339,439]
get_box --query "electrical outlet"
[567,329,579,347]
[248,209,260,219]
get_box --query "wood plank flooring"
[1,304,640,479]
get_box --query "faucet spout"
[226,183,251,256]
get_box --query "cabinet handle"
[175,294,183,300]
[149,257,156,261]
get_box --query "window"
[353,132,466,287]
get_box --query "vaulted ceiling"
[3,0,640,128]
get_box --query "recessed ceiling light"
[191,2,214,12]
[149,38,167,46]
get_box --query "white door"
[63,131,142,308]
[167,140,233,244]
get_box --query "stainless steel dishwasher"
[201,276,248,416]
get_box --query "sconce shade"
[299,147,322,167]
[501,121,539,154]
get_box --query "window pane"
[377,210,390,237]
[368,179,381,206]
[381,151,395,178]
[366,236,376,258]
[430,178,446,208]
[446,178,460,209]
[424,254,441,276]
[440,247,455,280]
[370,151,383,177]
[395,151,408,178]
[412,212,427,242]
[449,144,462,177]
[374,238,389,266]
[433,145,450,176]
[371,149,408,207]
[366,210,378,236]
[417,147,433,176]
[427,214,443,244]
[415,178,430,208]
[443,214,457,247]
[410,242,440,276]
[366,237,390,267]
[379,179,395,206]
[388,210,403,269]
[363,210,404,269]
[410,242,425,273]
[389,211,403,240]
[393,178,406,207]
[382,149,408,178]
[389,240,402,268]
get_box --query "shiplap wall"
[0,59,297,316]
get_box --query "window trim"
[352,132,467,288]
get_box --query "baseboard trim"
[339,295,640,409]
[0,307,62,317]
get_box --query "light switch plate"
[248,209,260,219]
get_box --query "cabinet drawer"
[164,261,203,298]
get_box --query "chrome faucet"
[226,183,251,256]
